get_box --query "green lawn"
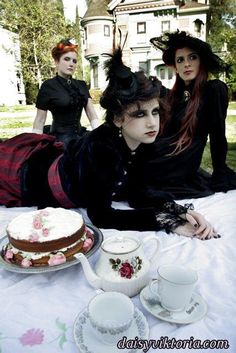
[229,101,236,110]
[201,114,236,172]
[0,104,236,172]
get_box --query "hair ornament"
[100,46,162,122]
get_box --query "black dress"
[0,129,189,232]
[36,75,90,145]
[140,79,236,199]
[58,124,190,231]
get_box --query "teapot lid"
[102,236,140,255]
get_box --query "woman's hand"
[174,210,220,240]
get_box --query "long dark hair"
[168,62,208,154]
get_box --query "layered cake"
[1,207,94,267]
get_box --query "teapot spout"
[75,253,102,289]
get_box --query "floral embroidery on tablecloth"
[0,317,71,351]
[19,328,44,346]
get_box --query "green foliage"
[90,89,102,104]
[24,81,38,104]
[208,1,236,98]
[0,0,83,103]
[1,121,32,129]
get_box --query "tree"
[72,5,84,79]
[207,0,236,98]
[0,0,75,103]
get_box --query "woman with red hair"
[32,39,99,146]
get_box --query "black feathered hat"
[100,47,161,115]
[150,30,227,74]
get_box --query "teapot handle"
[142,235,161,265]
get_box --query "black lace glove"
[163,201,194,216]
[155,211,186,233]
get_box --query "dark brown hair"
[167,60,208,154]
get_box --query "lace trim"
[155,212,186,233]
[163,202,194,215]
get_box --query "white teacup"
[88,291,134,345]
[149,264,198,312]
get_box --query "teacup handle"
[149,279,161,303]
[142,235,161,265]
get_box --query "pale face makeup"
[175,47,200,86]
[115,98,160,151]
[55,51,77,79]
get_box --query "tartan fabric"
[0,133,64,207]
[48,155,76,208]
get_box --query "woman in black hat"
[32,39,99,146]
[0,47,219,239]
[61,47,218,239]
[144,31,236,199]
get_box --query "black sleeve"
[208,80,228,171]
[77,80,91,103]
[207,80,236,191]
[35,81,50,110]
[78,140,187,232]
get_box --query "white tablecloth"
[0,191,236,352]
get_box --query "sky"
[62,0,87,21]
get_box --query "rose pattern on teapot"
[109,256,142,279]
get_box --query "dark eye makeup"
[128,106,160,118]
[176,52,199,64]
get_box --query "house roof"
[180,1,209,10]
[83,0,112,18]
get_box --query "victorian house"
[0,26,26,106]
[81,0,209,89]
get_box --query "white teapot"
[76,234,161,297]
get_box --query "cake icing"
[7,207,84,242]
[2,207,94,267]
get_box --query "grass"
[201,114,236,172]
[229,101,236,110]
[0,104,236,172]
[0,104,34,112]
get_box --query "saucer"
[73,306,149,353]
[140,285,207,325]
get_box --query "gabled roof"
[180,1,209,9]
[83,0,112,18]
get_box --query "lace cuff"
[163,202,194,216]
[155,212,186,233]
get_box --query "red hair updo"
[51,39,78,61]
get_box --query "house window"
[137,22,146,34]
[168,68,173,80]
[104,25,110,37]
[160,68,165,80]
[139,61,148,74]
[161,21,170,33]
[93,64,98,88]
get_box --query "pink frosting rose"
[29,233,39,242]
[48,253,66,266]
[82,238,93,253]
[21,258,32,267]
[33,216,43,229]
[4,249,14,261]
[42,228,49,237]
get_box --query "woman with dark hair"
[0,48,219,240]
[144,31,236,199]
[32,39,99,146]
[62,48,219,239]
